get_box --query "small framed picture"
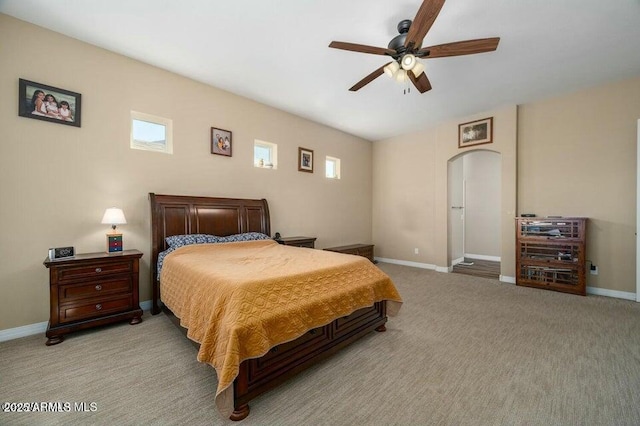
[211,127,232,157]
[298,147,314,173]
[18,79,82,127]
[458,117,493,148]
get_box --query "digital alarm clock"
[48,246,75,260]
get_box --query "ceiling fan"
[328,0,500,93]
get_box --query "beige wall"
[0,14,373,330]
[518,75,640,293]
[373,106,518,276]
[374,75,640,294]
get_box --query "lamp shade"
[401,54,417,70]
[101,208,127,226]
[383,61,400,78]
[394,68,408,83]
[411,61,425,77]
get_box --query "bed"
[149,193,402,420]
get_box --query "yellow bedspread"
[160,239,402,415]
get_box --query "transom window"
[254,139,277,169]
[130,111,173,154]
[326,156,341,179]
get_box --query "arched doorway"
[448,150,501,279]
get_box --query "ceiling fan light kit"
[384,54,425,85]
[329,0,500,94]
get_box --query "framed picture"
[458,117,493,148]
[298,147,314,173]
[211,127,232,157]
[18,79,81,127]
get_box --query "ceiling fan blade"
[404,0,446,49]
[409,72,432,93]
[418,37,500,58]
[329,41,395,56]
[349,63,390,91]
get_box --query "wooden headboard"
[149,193,271,314]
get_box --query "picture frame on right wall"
[458,117,493,148]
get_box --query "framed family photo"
[211,127,232,157]
[18,79,81,128]
[298,147,314,173]
[458,117,493,148]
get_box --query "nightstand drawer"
[59,295,133,323]
[277,236,317,248]
[324,244,375,263]
[57,261,132,282]
[59,276,132,302]
[292,240,315,248]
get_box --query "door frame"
[637,119,639,302]
[447,150,501,267]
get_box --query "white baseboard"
[140,299,153,311]
[452,257,465,266]
[0,321,48,343]
[465,253,501,262]
[495,280,635,299]
[0,299,154,343]
[587,286,636,301]
[375,257,438,271]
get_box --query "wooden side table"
[43,249,143,345]
[324,244,375,263]
[276,236,317,248]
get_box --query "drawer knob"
[95,304,102,311]
[95,284,102,291]
[309,329,317,335]
[95,267,102,273]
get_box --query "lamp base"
[106,233,123,253]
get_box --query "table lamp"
[101,207,127,253]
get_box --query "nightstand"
[43,249,143,346]
[276,236,317,248]
[324,244,375,263]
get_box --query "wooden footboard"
[162,301,387,421]
[232,301,387,419]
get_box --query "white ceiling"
[2,0,640,141]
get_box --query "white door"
[464,151,502,261]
